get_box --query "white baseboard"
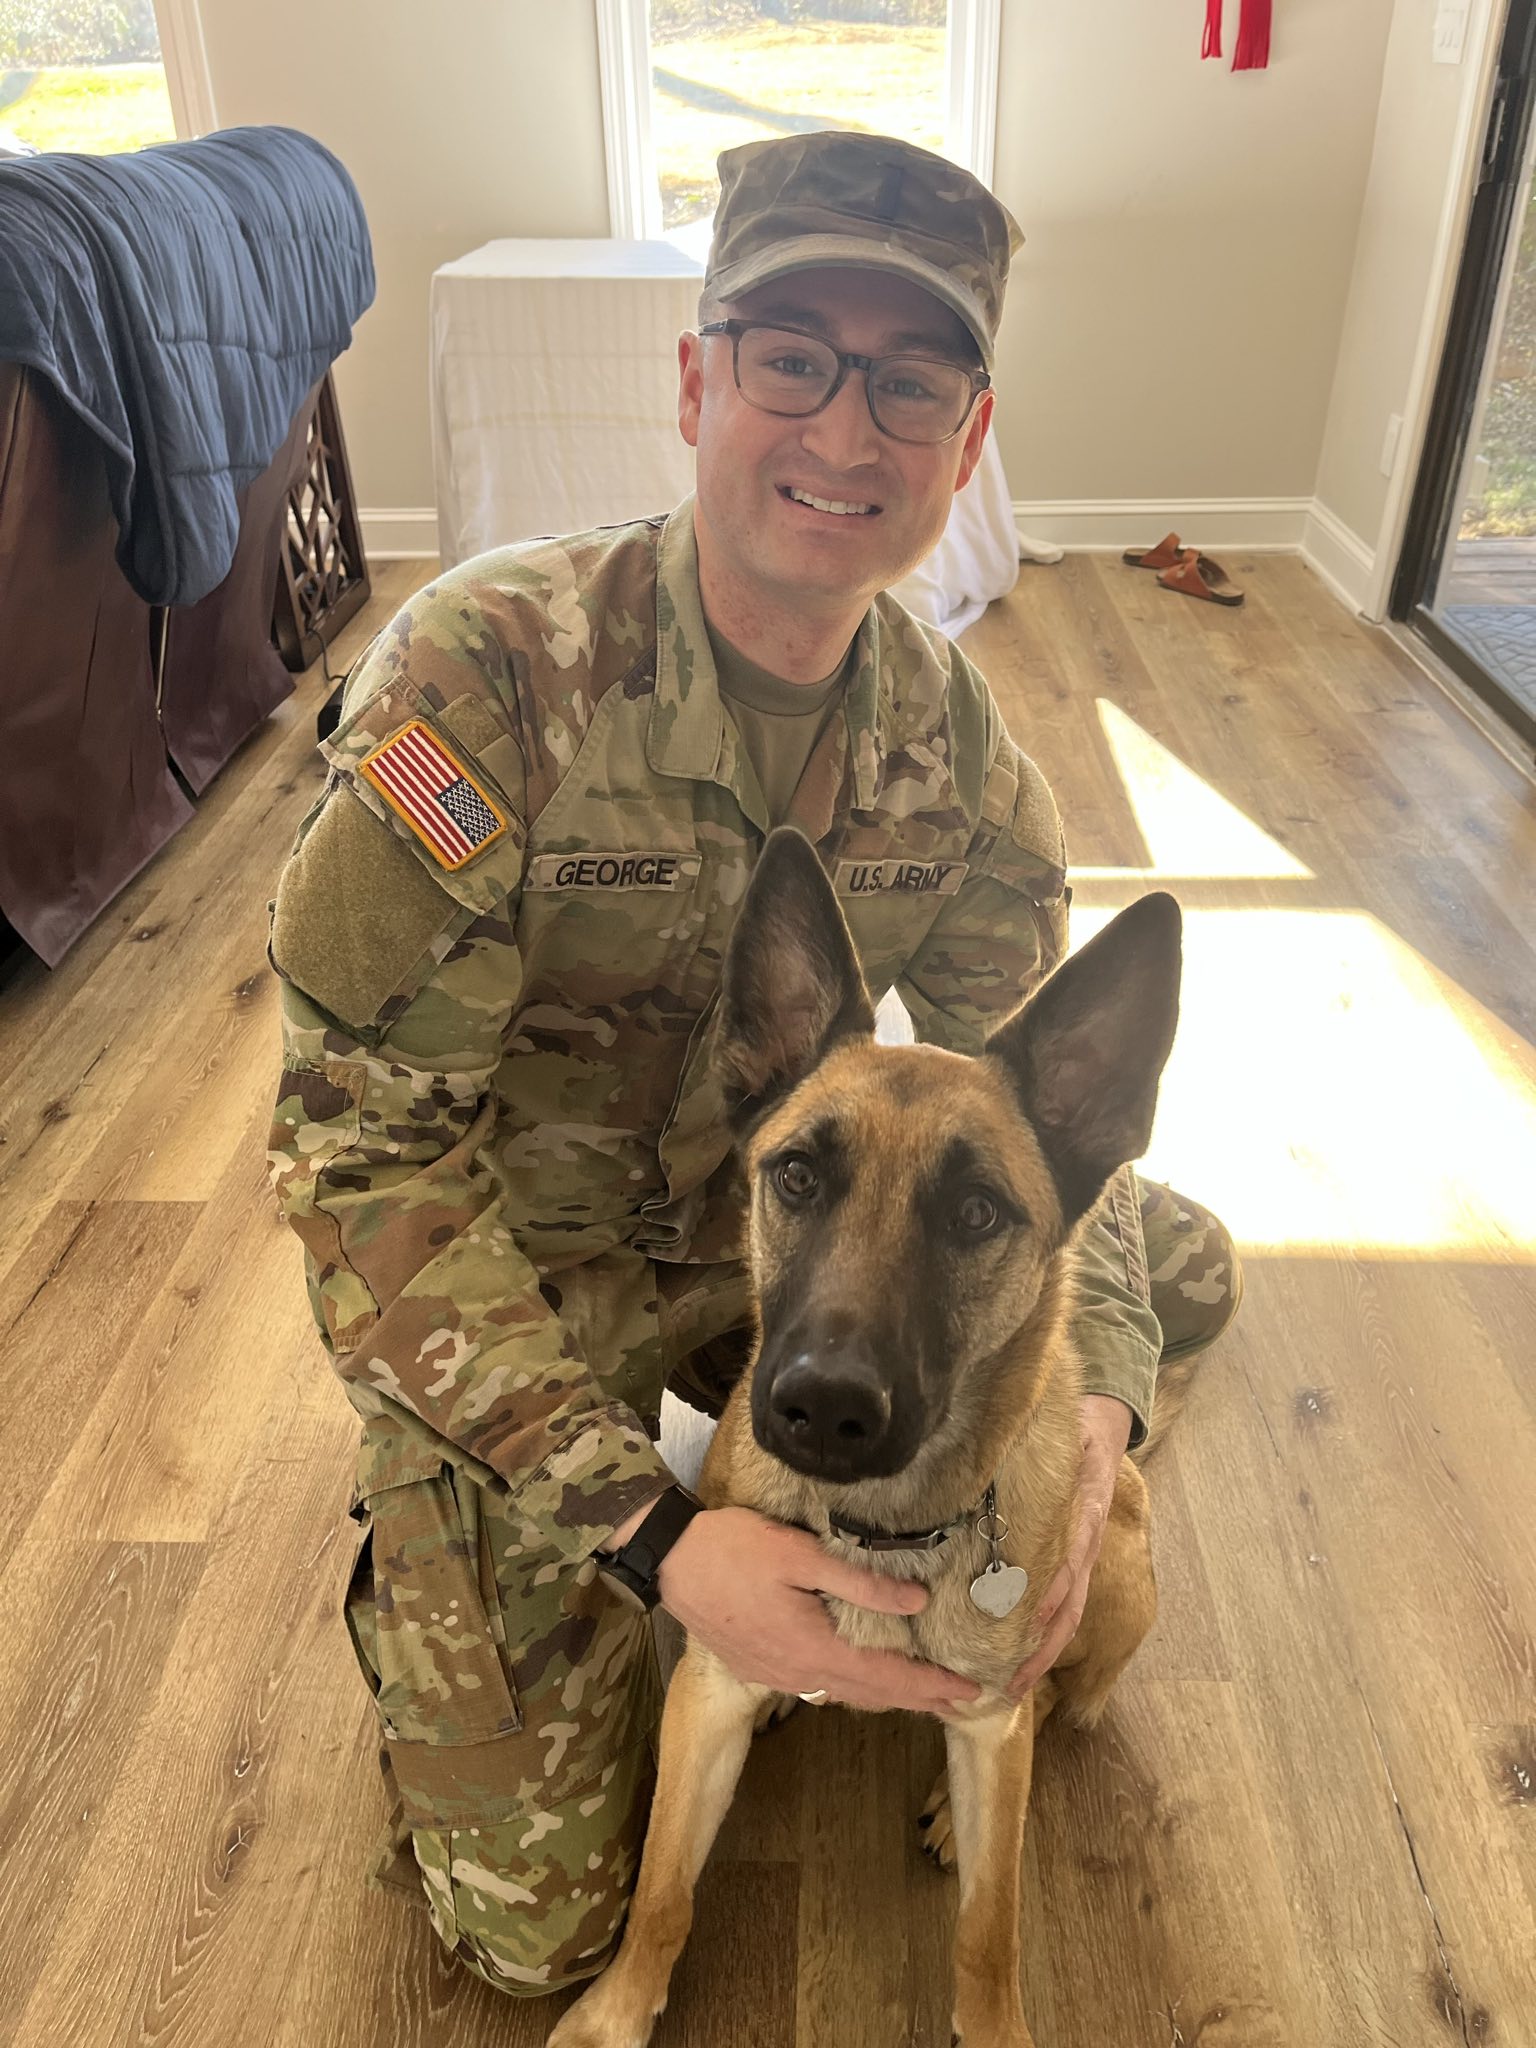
[1299,502,1378,618]
[359,498,1383,615]
[361,508,439,559]
[1011,498,1311,552]
[365,499,1313,563]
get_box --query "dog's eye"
[775,1156,819,1204]
[955,1191,1000,1236]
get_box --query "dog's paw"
[950,2004,1038,2048]
[545,1972,660,2048]
[752,1691,800,1738]
[917,1763,956,1872]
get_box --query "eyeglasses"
[699,319,990,446]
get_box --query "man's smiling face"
[677,266,994,621]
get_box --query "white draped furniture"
[429,237,1025,638]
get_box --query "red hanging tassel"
[1233,0,1272,69]
[1202,0,1223,59]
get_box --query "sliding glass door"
[1393,0,1536,754]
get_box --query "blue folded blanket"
[0,124,375,606]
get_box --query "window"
[0,0,215,155]
[598,0,1001,258]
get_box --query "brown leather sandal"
[1156,547,1245,606]
[1122,531,1184,570]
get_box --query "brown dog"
[549,826,1192,2048]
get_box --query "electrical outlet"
[1380,412,1404,478]
[1434,0,1470,64]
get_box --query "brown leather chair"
[0,363,318,964]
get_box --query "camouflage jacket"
[267,497,1159,1562]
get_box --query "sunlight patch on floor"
[1063,704,1533,1256]
[1070,904,1536,1259]
[1092,698,1313,881]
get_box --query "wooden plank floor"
[1,551,1533,2048]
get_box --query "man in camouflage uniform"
[266,131,1241,1996]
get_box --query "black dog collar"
[827,1481,998,1553]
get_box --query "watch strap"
[598,1484,704,1609]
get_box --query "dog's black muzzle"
[751,1311,919,1481]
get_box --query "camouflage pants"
[345,1173,1240,1996]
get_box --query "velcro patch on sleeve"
[270,785,468,1032]
[359,719,509,871]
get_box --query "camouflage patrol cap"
[705,131,1024,371]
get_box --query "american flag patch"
[358,720,508,871]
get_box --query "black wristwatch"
[597,1485,705,1610]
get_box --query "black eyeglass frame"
[698,319,991,445]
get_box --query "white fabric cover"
[429,237,1020,639]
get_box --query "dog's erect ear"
[715,825,875,1132]
[985,892,1182,1227]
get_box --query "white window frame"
[150,0,218,138]
[596,0,1003,241]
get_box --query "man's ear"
[715,825,875,1132]
[954,387,993,495]
[984,892,1182,1227]
[678,330,704,449]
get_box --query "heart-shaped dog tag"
[969,1563,1029,1617]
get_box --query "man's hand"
[1006,1394,1134,1701]
[656,1505,983,1718]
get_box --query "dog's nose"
[764,1352,893,1473]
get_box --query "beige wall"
[198,0,610,513]
[198,0,1430,538]
[1314,0,1498,584]
[989,0,1395,505]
